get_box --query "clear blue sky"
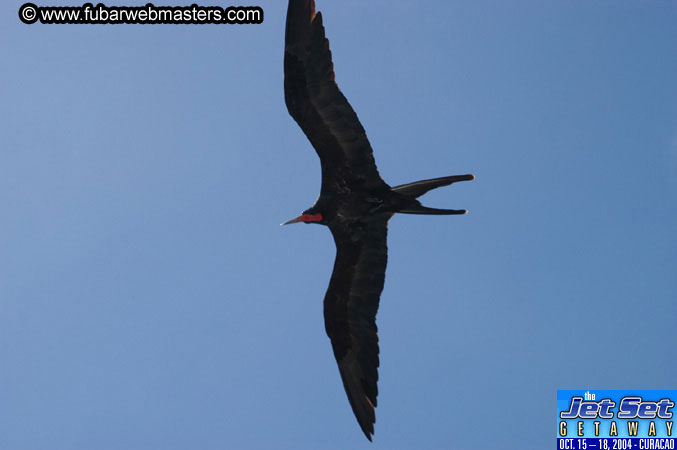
[2,1,676,449]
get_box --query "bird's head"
[282,208,324,226]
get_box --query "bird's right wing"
[284,0,388,193]
[324,215,389,441]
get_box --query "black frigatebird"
[283,0,474,441]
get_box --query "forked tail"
[392,174,474,215]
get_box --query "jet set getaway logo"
[557,390,676,450]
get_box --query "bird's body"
[283,0,473,441]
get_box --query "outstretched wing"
[284,0,388,194]
[324,215,389,441]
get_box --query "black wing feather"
[324,216,389,441]
[284,0,388,193]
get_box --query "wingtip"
[360,422,374,442]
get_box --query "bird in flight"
[283,0,473,441]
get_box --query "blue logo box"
[557,390,676,449]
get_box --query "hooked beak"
[281,215,304,226]
[281,213,323,226]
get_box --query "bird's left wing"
[284,0,389,193]
[324,215,389,441]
